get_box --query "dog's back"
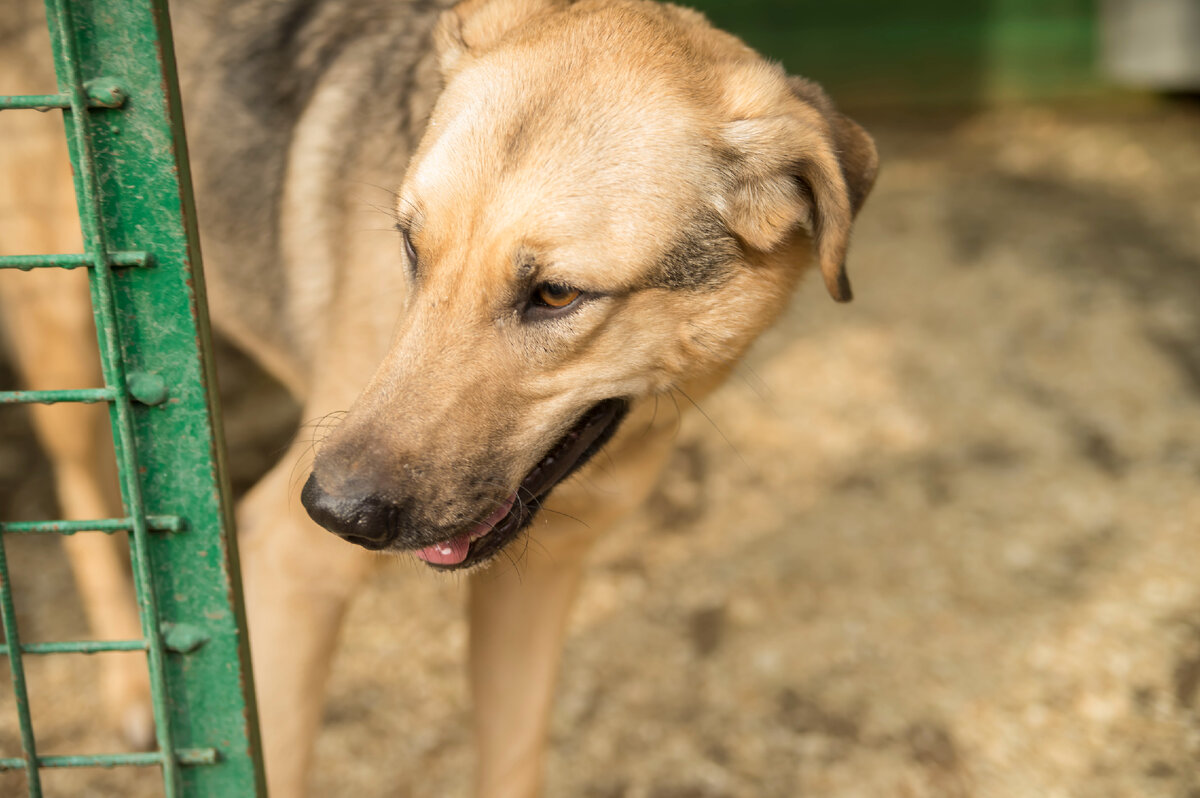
[172,0,450,393]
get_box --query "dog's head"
[301,0,877,569]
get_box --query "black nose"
[300,473,397,550]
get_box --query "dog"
[0,0,877,795]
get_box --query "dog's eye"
[400,227,418,269]
[532,283,582,310]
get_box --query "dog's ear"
[716,71,878,302]
[435,0,565,79]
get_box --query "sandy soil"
[1,103,1199,798]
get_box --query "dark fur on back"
[172,0,451,373]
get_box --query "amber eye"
[532,283,582,309]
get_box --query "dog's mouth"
[411,397,629,571]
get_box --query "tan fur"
[0,0,876,795]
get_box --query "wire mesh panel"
[0,0,265,795]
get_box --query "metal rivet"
[127,371,168,405]
[161,623,209,654]
[83,78,127,108]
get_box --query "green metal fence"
[0,0,265,795]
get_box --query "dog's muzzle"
[300,398,629,570]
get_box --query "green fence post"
[0,0,267,795]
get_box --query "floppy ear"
[716,73,878,302]
[434,0,566,79]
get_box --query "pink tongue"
[414,533,472,566]
[412,492,518,567]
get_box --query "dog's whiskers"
[666,389,684,441]
[504,540,526,582]
[684,321,775,407]
[537,506,590,531]
[670,386,747,470]
[349,178,401,198]
[568,460,620,501]
[640,393,661,440]
[359,199,403,226]
[287,410,349,494]
[733,361,773,406]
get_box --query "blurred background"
[1,1,1199,796]
[699,0,1200,106]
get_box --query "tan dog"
[0,0,876,795]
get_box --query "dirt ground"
[1,102,1198,798]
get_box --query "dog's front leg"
[468,522,595,798]
[236,437,378,798]
[468,410,679,798]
